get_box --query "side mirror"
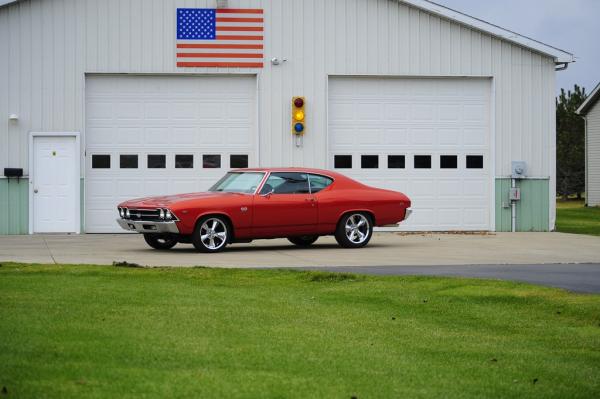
[260,189,274,197]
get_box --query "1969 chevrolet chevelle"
[117,168,412,252]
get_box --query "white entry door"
[31,134,80,233]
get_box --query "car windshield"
[208,172,265,194]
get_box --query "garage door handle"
[34,188,38,193]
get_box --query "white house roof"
[577,82,600,116]
[1,0,574,63]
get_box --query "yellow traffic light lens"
[294,111,305,121]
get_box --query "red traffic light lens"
[294,97,304,108]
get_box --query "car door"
[252,172,318,237]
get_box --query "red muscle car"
[117,168,412,252]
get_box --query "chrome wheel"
[199,218,228,250]
[344,214,369,244]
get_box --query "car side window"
[309,174,333,193]
[260,172,310,195]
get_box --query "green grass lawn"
[1,263,599,398]
[556,200,600,236]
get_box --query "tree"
[556,85,586,199]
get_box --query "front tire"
[335,213,373,248]
[288,235,319,247]
[192,216,230,253]
[143,234,178,250]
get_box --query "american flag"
[176,8,264,68]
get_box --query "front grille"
[126,209,162,222]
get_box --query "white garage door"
[328,77,492,231]
[85,75,256,233]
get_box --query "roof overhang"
[399,0,574,63]
[0,0,17,7]
[577,82,600,116]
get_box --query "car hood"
[120,192,246,208]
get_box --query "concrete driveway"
[1,232,599,268]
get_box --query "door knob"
[34,189,38,193]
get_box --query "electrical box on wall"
[511,161,527,179]
[510,187,521,201]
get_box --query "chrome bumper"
[404,209,412,220]
[116,218,180,234]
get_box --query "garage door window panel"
[361,155,379,169]
[92,154,111,169]
[175,155,194,169]
[440,155,458,169]
[120,155,138,169]
[466,155,484,169]
[203,154,221,169]
[388,155,405,169]
[230,154,248,168]
[147,154,166,169]
[414,155,432,169]
[334,155,352,169]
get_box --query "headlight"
[159,209,165,219]
[119,208,124,218]
[125,208,131,218]
[165,209,172,220]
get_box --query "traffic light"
[291,96,305,135]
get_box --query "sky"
[434,0,600,95]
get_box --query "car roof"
[231,167,332,176]
[230,167,341,177]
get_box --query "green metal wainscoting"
[495,178,550,232]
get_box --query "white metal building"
[577,82,600,207]
[0,0,573,234]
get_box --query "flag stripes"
[176,8,264,68]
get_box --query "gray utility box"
[511,161,527,179]
[510,187,521,201]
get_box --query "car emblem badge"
[136,213,141,218]
[241,206,248,212]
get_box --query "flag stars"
[177,8,216,40]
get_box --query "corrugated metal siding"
[0,0,557,227]
[586,102,600,206]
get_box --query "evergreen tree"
[556,85,586,199]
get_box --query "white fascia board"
[400,0,575,63]
[577,82,600,115]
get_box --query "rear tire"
[287,235,319,247]
[143,234,178,250]
[334,213,373,248]
[192,216,230,253]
